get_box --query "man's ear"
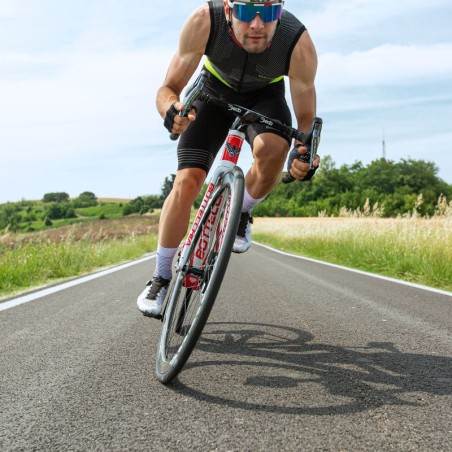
[224,0,232,28]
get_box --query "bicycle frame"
[176,128,246,289]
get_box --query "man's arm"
[156,4,211,134]
[288,30,318,134]
[287,30,319,180]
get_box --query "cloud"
[318,43,452,88]
[0,0,21,18]
[0,46,174,161]
[300,0,450,38]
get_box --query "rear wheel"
[155,168,244,384]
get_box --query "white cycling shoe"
[137,276,171,318]
[232,212,253,254]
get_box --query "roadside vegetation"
[1,157,451,298]
[0,216,158,298]
[253,213,452,292]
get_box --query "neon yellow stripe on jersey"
[205,58,233,88]
[205,58,284,88]
[270,75,284,83]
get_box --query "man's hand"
[287,144,320,181]
[163,101,197,135]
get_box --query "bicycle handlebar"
[170,70,322,178]
[169,72,208,141]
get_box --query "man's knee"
[253,133,289,166]
[172,168,206,203]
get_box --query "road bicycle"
[155,70,322,384]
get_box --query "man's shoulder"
[280,9,304,29]
[186,3,212,36]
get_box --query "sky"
[1,0,451,203]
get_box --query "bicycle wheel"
[155,167,244,384]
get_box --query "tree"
[45,203,76,220]
[122,194,162,216]
[73,191,97,207]
[160,174,176,200]
[254,155,452,217]
[42,192,70,203]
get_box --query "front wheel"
[155,167,244,384]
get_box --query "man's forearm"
[156,85,180,119]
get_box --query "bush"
[74,191,98,207]
[42,192,70,203]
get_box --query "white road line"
[253,242,452,297]
[0,255,156,312]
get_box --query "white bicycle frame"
[175,129,246,284]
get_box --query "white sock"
[154,245,178,280]
[241,187,265,213]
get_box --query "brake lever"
[169,70,209,141]
[281,117,322,183]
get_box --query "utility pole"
[382,128,386,160]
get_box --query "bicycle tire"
[155,167,244,384]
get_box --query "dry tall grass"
[0,215,159,249]
[253,214,452,291]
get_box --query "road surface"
[1,243,451,451]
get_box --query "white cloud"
[0,46,174,161]
[318,43,452,88]
[302,0,449,38]
[0,0,23,17]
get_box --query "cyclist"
[138,0,320,317]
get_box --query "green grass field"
[0,216,158,298]
[1,214,451,299]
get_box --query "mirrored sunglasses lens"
[259,4,282,22]
[233,4,282,23]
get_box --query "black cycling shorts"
[177,71,292,174]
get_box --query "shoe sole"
[140,310,163,320]
[232,245,251,254]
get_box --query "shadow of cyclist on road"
[171,322,452,416]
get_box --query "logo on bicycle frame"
[226,142,240,158]
[228,104,242,114]
[222,132,244,164]
[260,117,274,127]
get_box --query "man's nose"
[249,13,265,28]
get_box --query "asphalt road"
[1,244,451,451]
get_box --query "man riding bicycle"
[138,0,320,317]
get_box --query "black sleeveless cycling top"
[205,0,306,93]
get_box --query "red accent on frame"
[222,132,244,164]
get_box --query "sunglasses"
[228,1,284,23]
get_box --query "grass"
[0,215,158,298]
[75,203,124,218]
[1,212,451,300]
[253,217,452,292]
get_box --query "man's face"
[224,1,280,53]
